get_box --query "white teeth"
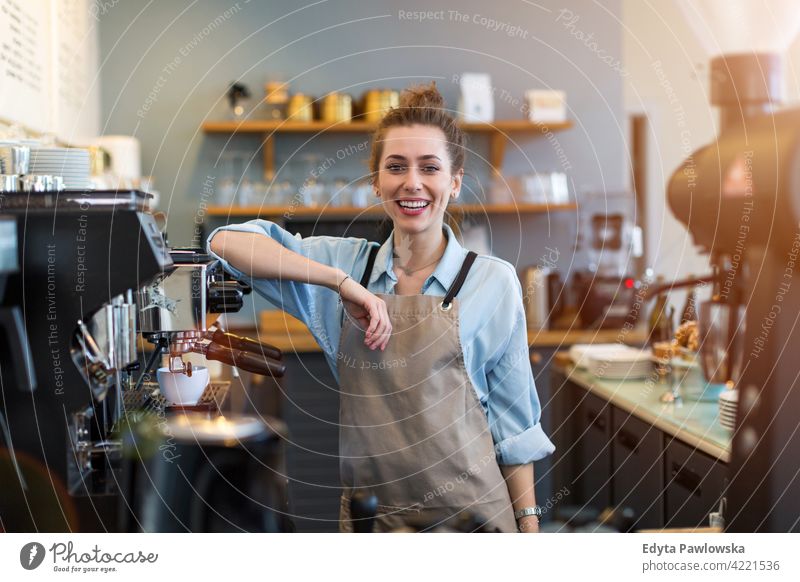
[398,200,430,209]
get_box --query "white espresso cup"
[156,366,210,405]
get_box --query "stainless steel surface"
[71,319,114,401]
[168,330,202,353]
[69,291,138,403]
[138,262,219,334]
[0,189,152,210]
[88,292,138,371]
[521,266,551,329]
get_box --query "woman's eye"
[422,165,440,173]
[386,164,405,172]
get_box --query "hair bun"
[398,81,446,109]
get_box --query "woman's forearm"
[500,463,538,532]
[210,230,345,290]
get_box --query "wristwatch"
[514,506,542,521]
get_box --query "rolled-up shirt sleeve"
[205,219,366,357]
[485,284,556,466]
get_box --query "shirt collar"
[371,223,468,292]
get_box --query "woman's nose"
[403,167,422,192]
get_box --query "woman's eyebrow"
[384,154,442,161]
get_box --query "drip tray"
[123,381,231,416]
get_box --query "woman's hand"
[339,277,392,350]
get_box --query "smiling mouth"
[395,199,431,215]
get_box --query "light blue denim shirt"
[206,220,555,465]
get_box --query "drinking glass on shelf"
[215,177,236,206]
[350,181,373,208]
[330,178,352,207]
[267,180,292,205]
[237,179,257,207]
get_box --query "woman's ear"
[451,168,464,199]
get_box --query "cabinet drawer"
[574,390,613,511]
[611,410,664,530]
[664,438,727,528]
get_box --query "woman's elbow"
[209,230,230,256]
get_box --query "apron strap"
[441,251,478,308]
[359,244,380,288]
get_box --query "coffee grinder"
[668,0,800,532]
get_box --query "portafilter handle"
[206,329,282,361]
[204,343,286,377]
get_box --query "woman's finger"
[364,300,380,340]
[369,305,386,349]
[379,304,392,350]
[368,301,389,350]
[370,316,386,350]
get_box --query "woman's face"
[375,124,463,236]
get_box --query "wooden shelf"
[201,118,572,181]
[201,119,572,134]
[205,202,576,219]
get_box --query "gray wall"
[98,0,626,292]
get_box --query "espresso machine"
[668,2,800,532]
[574,192,641,328]
[0,188,290,532]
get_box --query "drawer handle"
[671,462,702,497]
[616,429,639,453]
[586,409,606,431]
[530,351,542,365]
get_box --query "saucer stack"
[569,344,628,369]
[29,147,91,189]
[586,349,653,380]
[718,390,739,430]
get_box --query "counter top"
[552,362,732,463]
[253,310,649,352]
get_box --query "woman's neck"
[392,226,447,274]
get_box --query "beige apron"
[336,247,517,533]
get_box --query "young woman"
[208,83,554,533]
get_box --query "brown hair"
[368,81,466,177]
[368,82,466,235]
